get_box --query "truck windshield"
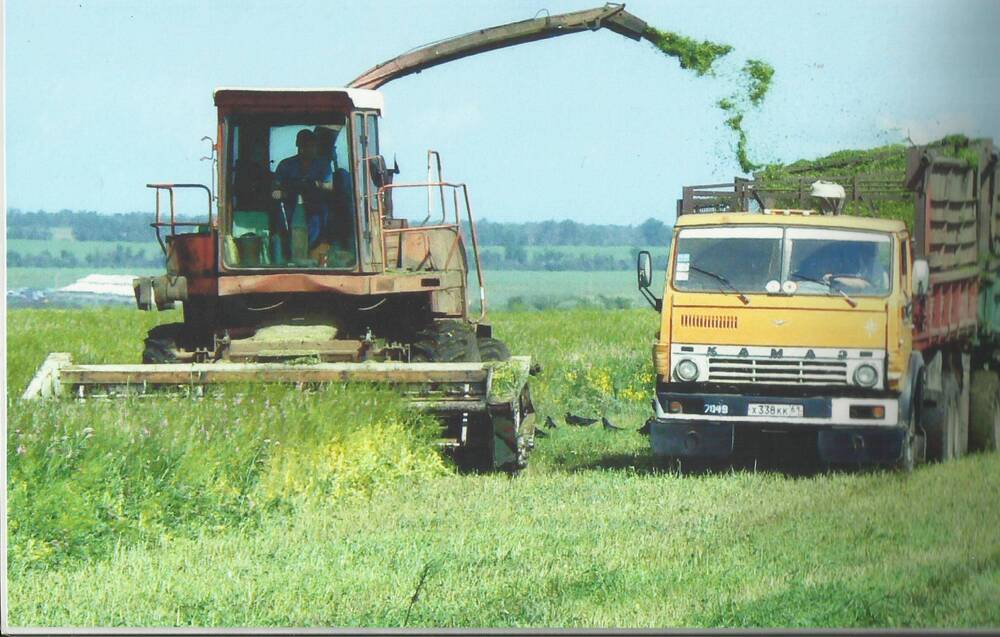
[225,116,356,270]
[673,227,783,293]
[786,228,891,297]
[671,225,893,298]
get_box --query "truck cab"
[638,208,924,467]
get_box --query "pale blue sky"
[5,0,999,224]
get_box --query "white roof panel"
[212,87,384,113]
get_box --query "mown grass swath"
[7,306,1000,627]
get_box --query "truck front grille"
[708,357,848,385]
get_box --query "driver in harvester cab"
[272,129,333,261]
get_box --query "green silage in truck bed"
[751,135,988,231]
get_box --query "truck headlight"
[674,359,699,382]
[853,364,878,388]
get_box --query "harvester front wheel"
[476,337,511,362]
[142,323,182,364]
[410,320,481,363]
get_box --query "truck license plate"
[748,403,803,418]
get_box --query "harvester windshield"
[225,114,359,270]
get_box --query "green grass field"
[6,307,1000,628]
[477,244,659,260]
[479,270,663,309]
[6,267,162,290]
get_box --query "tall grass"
[8,387,446,574]
[6,309,448,574]
[494,307,658,417]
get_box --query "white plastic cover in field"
[58,274,137,297]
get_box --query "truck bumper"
[649,389,906,464]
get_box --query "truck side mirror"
[637,251,661,311]
[637,251,653,289]
[912,258,930,297]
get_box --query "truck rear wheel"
[927,374,960,461]
[970,370,1000,452]
[955,370,970,458]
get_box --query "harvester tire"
[970,370,1000,452]
[476,337,511,362]
[410,320,481,363]
[142,323,182,364]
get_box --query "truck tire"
[895,396,919,472]
[927,374,960,462]
[970,370,1000,452]
[955,371,969,458]
[142,323,183,364]
[476,337,511,362]
[410,320,481,363]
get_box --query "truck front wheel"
[897,413,918,472]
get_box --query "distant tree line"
[10,209,672,246]
[7,209,671,271]
[7,209,162,242]
[7,226,54,240]
[7,246,163,268]
[475,217,671,247]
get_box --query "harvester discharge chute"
[24,3,662,472]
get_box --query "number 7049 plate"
[747,403,803,418]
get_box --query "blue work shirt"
[275,155,333,245]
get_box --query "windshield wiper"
[789,272,857,308]
[689,265,750,305]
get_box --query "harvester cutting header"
[24,3,660,472]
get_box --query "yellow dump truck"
[636,139,1000,469]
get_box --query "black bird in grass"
[544,416,558,430]
[638,420,652,436]
[602,417,624,431]
[534,427,549,439]
[565,412,599,426]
